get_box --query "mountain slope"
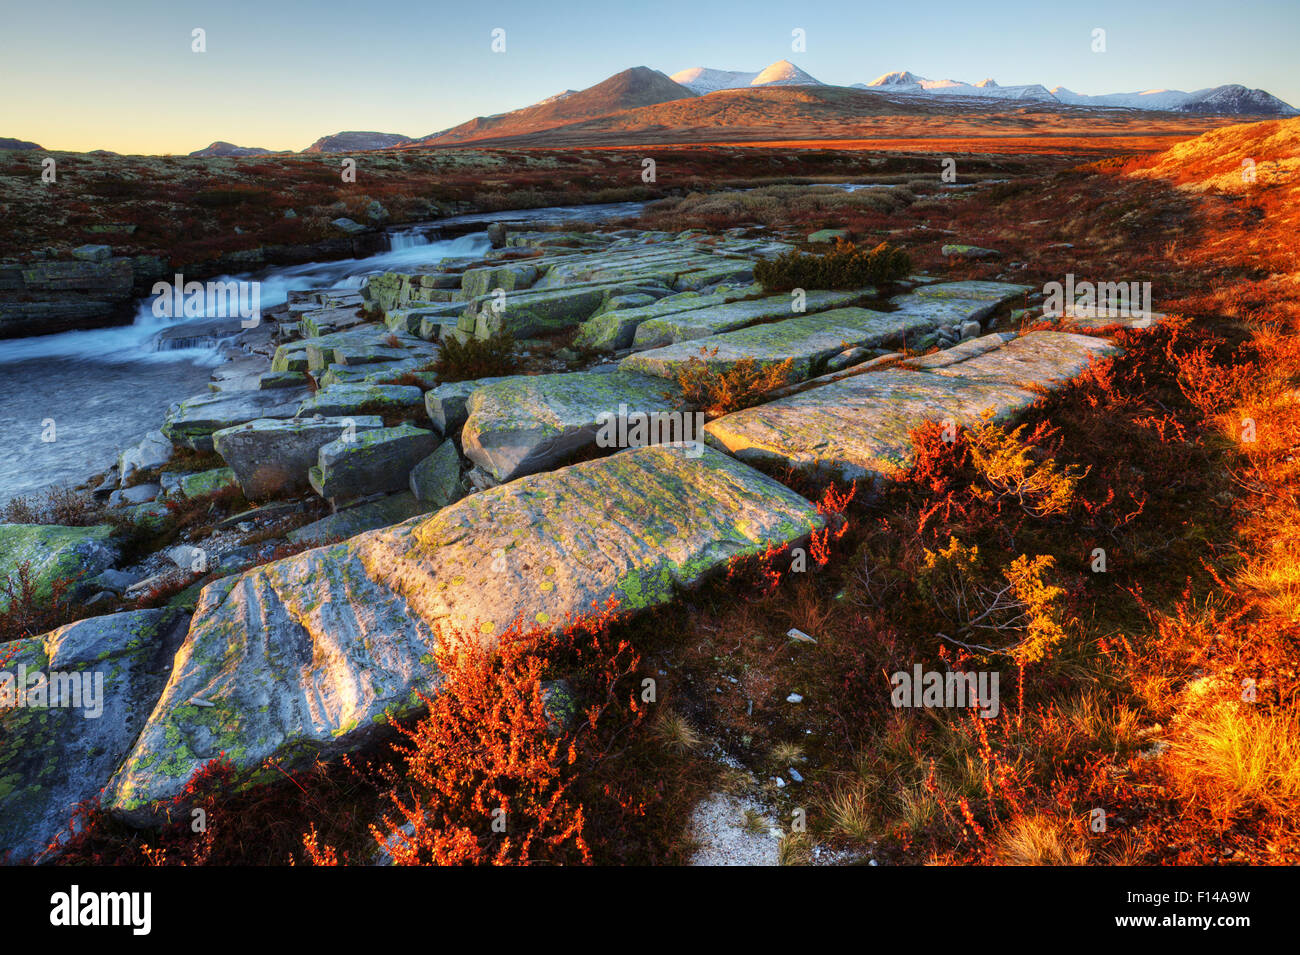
[303,131,412,153]
[189,141,275,157]
[414,67,695,146]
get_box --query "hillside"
[413,67,695,146]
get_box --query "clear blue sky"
[3,0,1297,153]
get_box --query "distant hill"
[189,141,275,157]
[302,131,412,153]
[410,67,695,147]
[0,137,43,150]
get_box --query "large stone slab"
[295,383,425,418]
[162,388,311,451]
[912,281,1032,303]
[573,285,761,352]
[213,416,386,499]
[0,609,181,861]
[0,524,118,612]
[632,291,868,348]
[309,424,440,501]
[423,375,525,435]
[622,306,932,383]
[704,368,1039,484]
[916,331,1118,388]
[104,444,822,821]
[461,371,682,482]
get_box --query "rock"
[118,430,173,484]
[423,376,521,435]
[622,306,931,383]
[573,285,761,352]
[408,440,463,506]
[704,368,1040,485]
[917,331,1118,388]
[178,467,238,500]
[331,217,369,235]
[631,290,868,348]
[912,280,1030,303]
[162,389,311,452]
[165,544,209,572]
[960,320,982,340]
[213,415,386,500]
[89,568,146,594]
[296,383,425,419]
[104,444,822,819]
[0,524,118,611]
[462,284,609,340]
[807,229,850,243]
[941,244,1002,259]
[108,482,160,508]
[308,424,440,501]
[0,609,182,862]
[461,371,684,483]
[365,200,390,225]
[287,492,434,545]
[486,222,507,248]
[258,370,309,390]
[69,244,113,262]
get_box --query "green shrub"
[434,329,520,382]
[755,240,911,292]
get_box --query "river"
[0,200,649,505]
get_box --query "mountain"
[189,141,275,157]
[671,60,821,94]
[302,131,412,153]
[860,69,1297,115]
[670,67,759,94]
[411,66,695,147]
[751,60,822,87]
[0,137,43,150]
[856,72,1060,102]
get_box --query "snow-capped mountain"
[671,60,820,93]
[674,61,1296,115]
[1052,83,1297,115]
[855,72,1059,102]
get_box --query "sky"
[3,0,1298,154]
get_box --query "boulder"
[287,492,434,545]
[162,388,310,452]
[108,483,160,508]
[309,424,440,501]
[0,524,118,611]
[408,440,463,506]
[0,609,183,862]
[103,444,822,820]
[461,371,683,483]
[178,467,239,500]
[424,376,521,435]
[631,290,867,348]
[118,430,173,484]
[941,244,1002,259]
[213,416,386,499]
[295,383,425,419]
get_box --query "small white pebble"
[789,768,804,783]
[774,776,786,788]
[786,693,803,704]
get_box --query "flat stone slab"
[424,375,525,435]
[573,284,760,352]
[287,491,434,545]
[309,424,440,501]
[704,368,1039,484]
[0,524,118,612]
[461,371,683,482]
[213,416,386,499]
[917,331,1118,388]
[296,383,425,418]
[162,388,311,451]
[912,281,1032,303]
[0,609,180,861]
[103,444,822,820]
[621,306,933,383]
[632,291,868,348]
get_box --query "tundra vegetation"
[4,118,1299,865]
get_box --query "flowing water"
[0,200,651,506]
